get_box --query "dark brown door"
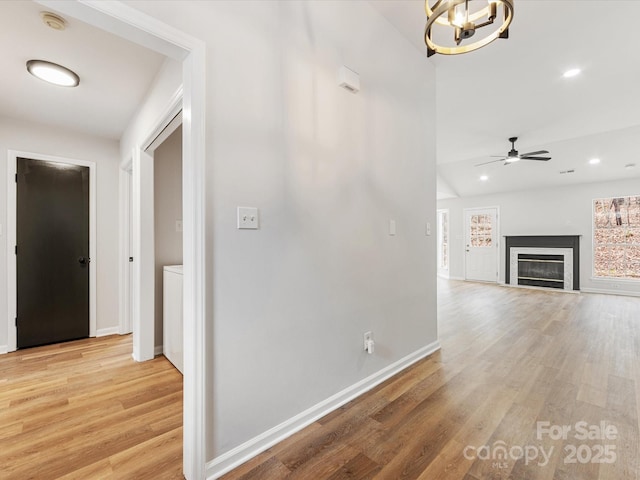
[16,158,90,348]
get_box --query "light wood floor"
[0,335,184,480]
[2,282,639,479]
[222,280,640,479]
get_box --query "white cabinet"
[163,265,183,374]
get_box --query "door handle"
[78,257,90,265]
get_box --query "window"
[469,213,493,247]
[437,210,449,271]
[593,196,640,279]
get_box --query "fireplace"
[505,236,580,291]
[510,248,573,290]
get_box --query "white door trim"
[131,147,155,362]
[463,206,500,283]
[129,90,183,361]
[119,91,182,358]
[36,1,208,479]
[436,208,449,278]
[6,150,97,351]
[118,168,132,335]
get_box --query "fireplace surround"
[505,235,580,291]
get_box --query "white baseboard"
[96,327,120,337]
[448,276,465,281]
[581,287,640,298]
[0,345,8,355]
[206,340,441,479]
[154,345,164,356]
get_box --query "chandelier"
[424,0,514,57]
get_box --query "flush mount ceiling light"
[563,68,581,78]
[480,175,489,181]
[26,60,79,87]
[424,0,514,57]
[589,158,601,165]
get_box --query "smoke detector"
[40,12,67,31]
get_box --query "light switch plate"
[389,219,396,236]
[176,220,183,233]
[237,207,259,229]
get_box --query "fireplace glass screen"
[518,254,564,289]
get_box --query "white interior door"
[464,207,499,282]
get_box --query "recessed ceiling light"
[589,158,601,165]
[563,68,581,78]
[480,175,489,181]
[26,60,79,87]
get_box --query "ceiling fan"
[475,137,551,166]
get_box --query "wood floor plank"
[221,280,640,480]
[232,456,292,480]
[4,280,640,480]
[0,334,183,480]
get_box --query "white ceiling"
[369,0,640,197]
[2,0,640,196]
[0,1,165,140]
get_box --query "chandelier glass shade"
[424,0,514,57]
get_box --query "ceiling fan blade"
[475,158,505,166]
[520,156,551,161]
[520,150,549,157]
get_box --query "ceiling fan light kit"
[424,0,514,57]
[475,137,552,167]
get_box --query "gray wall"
[125,0,438,460]
[153,126,183,349]
[438,177,640,296]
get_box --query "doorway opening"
[437,209,449,278]
[152,123,184,371]
[23,2,207,478]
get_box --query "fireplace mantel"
[505,235,580,291]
